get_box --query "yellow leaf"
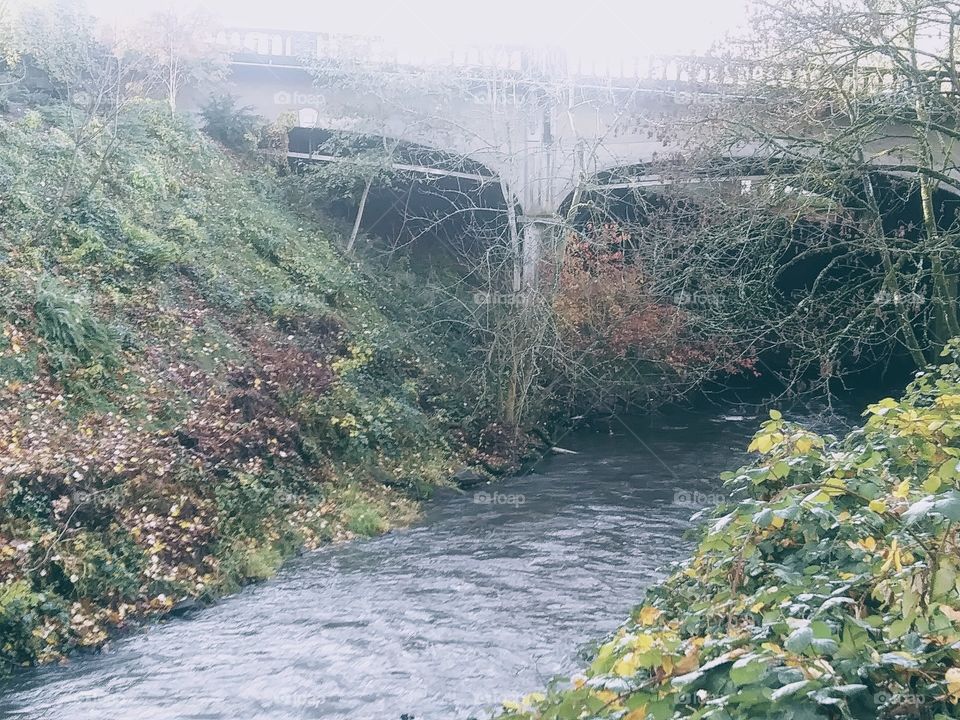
[796,437,813,453]
[639,606,662,626]
[894,480,910,499]
[924,473,943,493]
[868,499,887,514]
[861,537,877,552]
[822,476,846,497]
[624,708,648,720]
[946,667,960,702]
[595,689,619,704]
[755,434,774,453]
[674,647,701,674]
[770,516,785,529]
[632,634,655,652]
[750,601,765,613]
[881,539,900,573]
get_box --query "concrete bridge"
[189,28,960,283]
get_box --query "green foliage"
[123,223,181,274]
[216,540,284,588]
[0,581,66,670]
[52,530,146,603]
[342,499,387,537]
[214,472,290,541]
[200,94,262,151]
[33,277,118,375]
[501,342,960,720]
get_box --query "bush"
[343,501,387,537]
[0,581,66,669]
[52,530,146,603]
[33,277,118,373]
[124,224,181,274]
[200,94,262,151]
[217,540,284,586]
[502,341,960,720]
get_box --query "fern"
[33,276,118,369]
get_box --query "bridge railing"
[213,27,766,84]
[214,27,941,94]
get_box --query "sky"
[18,0,753,57]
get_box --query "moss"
[343,503,388,537]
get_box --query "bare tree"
[601,0,960,395]
[126,10,225,114]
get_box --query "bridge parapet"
[214,27,774,87]
[215,27,953,97]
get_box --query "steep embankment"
[500,348,960,720]
[0,101,489,668]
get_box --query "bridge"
[185,28,960,284]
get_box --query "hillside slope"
[0,100,482,668]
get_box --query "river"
[0,409,849,720]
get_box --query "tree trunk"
[346,175,373,254]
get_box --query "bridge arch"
[285,127,516,265]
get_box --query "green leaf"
[878,652,918,669]
[933,562,957,598]
[730,657,767,686]
[810,637,839,655]
[771,679,811,702]
[785,626,813,653]
[903,491,960,524]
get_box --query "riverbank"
[0,101,537,671]
[0,411,761,718]
[499,348,960,719]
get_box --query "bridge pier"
[521,216,559,289]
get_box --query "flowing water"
[0,409,851,720]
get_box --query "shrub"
[0,581,66,669]
[33,277,118,373]
[51,530,146,602]
[124,224,181,274]
[218,540,284,585]
[200,94,262,151]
